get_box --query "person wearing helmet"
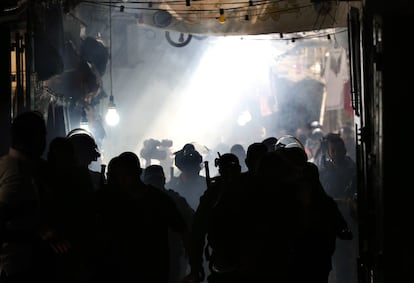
[66,129,104,192]
[166,143,207,211]
[305,127,326,169]
[185,153,244,283]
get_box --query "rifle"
[204,160,211,188]
[170,166,174,181]
[100,164,107,187]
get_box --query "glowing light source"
[218,9,226,24]
[237,111,252,126]
[105,95,120,126]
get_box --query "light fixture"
[80,108,90,132]
[105,0,120,127]
[237,111,252,126]
[218,9,226,24]
[105,94,120,126]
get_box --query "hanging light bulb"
[105,1,120,127]
[80,108,90,132]
[105,95,120,126]
[218,9,226,24]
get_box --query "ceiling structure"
[0,1,363,39]
[146,0,361,36]
[56,0,362,37]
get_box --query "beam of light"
[163,35,278,149]
[101,29,314,166]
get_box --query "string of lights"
[85,0,307,7]
[82,0,320,19]
[78,0,353,42]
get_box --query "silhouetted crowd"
[0,111,358,283]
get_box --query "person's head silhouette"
[67,128,100,167]
[142,164,166,189]
[174,143,203,175]
[107,151,142,189]
[326,133,347,162]
[11,110,47,159]
[245,142,267,174]
[215,153,241,180]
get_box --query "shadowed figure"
[246,149,302,283]
[319,133,358,283]
[142,164,194,283]
[93,151,190,283]
[0,111,69,283]
[66,128,104,192]
[235,141,268,283]
[166,143,207,211]
[274,135,353,283]
[184,153,244,283]
[229,144,247,172]
[44,136,97,283]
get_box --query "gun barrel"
[204,161,210,187]
[170,166,174,180]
